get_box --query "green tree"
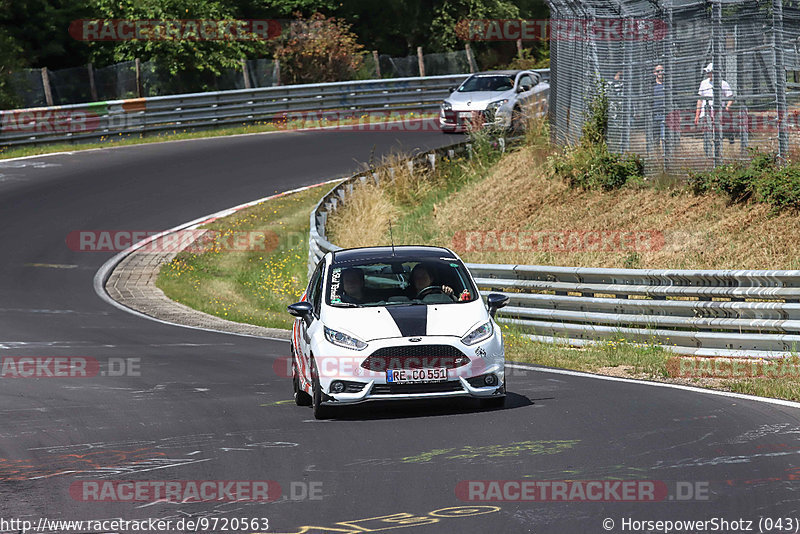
[87,0,271,92]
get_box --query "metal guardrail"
[307,79,800,359]
[0,74,475,148]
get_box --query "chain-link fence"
[378,50,478,78]
[548,0,800,174]
[4,50,478,109]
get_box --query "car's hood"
[323,299,489,341]
[446,90,514,110]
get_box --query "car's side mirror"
[288,301,314,326]
[449,86,457,93]
[518,84,532,93]
[486,293,509,318]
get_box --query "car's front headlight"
[462,321,493,346]
[324,326,368,351]
[441,100,452,111]
[486,99,509,114]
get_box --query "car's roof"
[472,70,526,77]
[331,245,458,264]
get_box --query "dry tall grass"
[327,180,399,249]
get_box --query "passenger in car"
[340,268,366,304]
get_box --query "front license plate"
[458,111,473,120]
[386,368,448,384]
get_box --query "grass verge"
[503,325,800,402]
[156,183,334,330]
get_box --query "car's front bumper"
[313,332,506,406]
[439,108,510,132]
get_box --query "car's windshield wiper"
[330,302,360,308]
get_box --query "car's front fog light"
[330,380,346,394]
[484,374,498,386]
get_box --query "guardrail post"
[417,47,425,77]
[427,153,436,171]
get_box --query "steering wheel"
[416,285,454,301]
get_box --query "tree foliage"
[87,0,271,87]
[274,12,364,84]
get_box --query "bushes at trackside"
[689,151,800,211]
[549,81,644,191]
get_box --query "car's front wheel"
[311,359,334,420]
[293,359,312,406]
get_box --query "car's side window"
[311,264,325,317]
[306,262,323,307]
[519,74,534,91]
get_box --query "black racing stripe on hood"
[386,305,427,337]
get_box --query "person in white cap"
[694,62,734,158]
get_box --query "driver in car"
[408,263,470,301]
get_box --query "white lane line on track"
[507,363,800,410]
[92,178,343,343]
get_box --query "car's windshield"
[326,258,478,307]
[458,75,514,93]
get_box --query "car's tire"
[293,359,312,406]
[311,359,333,420]
[480,396,506,409]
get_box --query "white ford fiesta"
[288,246,509,419]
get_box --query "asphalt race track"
[1,128,799,534]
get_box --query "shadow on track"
[317,392,535,421]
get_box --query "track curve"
[1,128,799,533]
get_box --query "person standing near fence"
[649,64,666,156]
[694,62,733,158]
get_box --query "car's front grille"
[361,345,470,372]
[342,381,366,393]
[371,381,464,395]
